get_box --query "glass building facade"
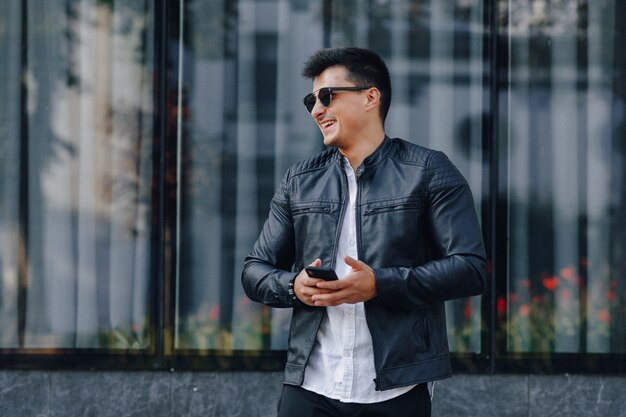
[0,0,624,372]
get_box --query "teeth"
[322,120,335,128]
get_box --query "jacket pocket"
[362,197,423,216]
[411,311,430,352]
[291,202,340,262]
[292,203,333,216]
[363,202,422,216]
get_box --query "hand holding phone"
[305,266,338,281]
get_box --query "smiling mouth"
[320,120,335,129]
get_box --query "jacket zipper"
[331,163,350,267]
[303,162,347,376]
[355,164,384,391]
[292,205,332,215]
[363,202,420,215]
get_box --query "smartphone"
[305,266,339,281]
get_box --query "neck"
[339,126,386,170]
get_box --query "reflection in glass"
[177,0,487,354]
[505,0,626,353]
[0,0,154,349]
[175,0,325,351]
[331,0,487,354]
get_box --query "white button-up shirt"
[301,157,416,403]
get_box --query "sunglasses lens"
[303,88,334,113]
[303,93,316,112]
[318,88,332,107]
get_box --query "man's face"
[310,66,367,149]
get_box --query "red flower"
[542,275,558,291]
[597,309,611,323]
[463,299,472,320]
[519,304,530,316]
[560,266,576,283]
[497,297,506,315]
[208,304,220,322]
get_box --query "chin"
[323,135,339,147]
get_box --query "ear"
[363,87,381,113]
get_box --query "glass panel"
[176,0,324,351]
[0,0,22,348]
[178,0,486,353]
[0,0,155,349]
[330,0,487,354]
[504,0,626,353]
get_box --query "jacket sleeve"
[241,170,300,308]
[373,151,487,309]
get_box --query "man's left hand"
[311,256,377,306]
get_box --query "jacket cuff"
[372,267,409,309]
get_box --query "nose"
[311,98,326,119]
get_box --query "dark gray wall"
[0,370,624,417]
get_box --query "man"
[242,47,486,417]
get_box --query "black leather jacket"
[242,136,486,390]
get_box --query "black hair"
[301,47,392,124]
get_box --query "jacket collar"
[361,135,391,168]
[331,136,391,174]
[343,135,390,177]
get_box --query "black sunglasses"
[303,86,372,113]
